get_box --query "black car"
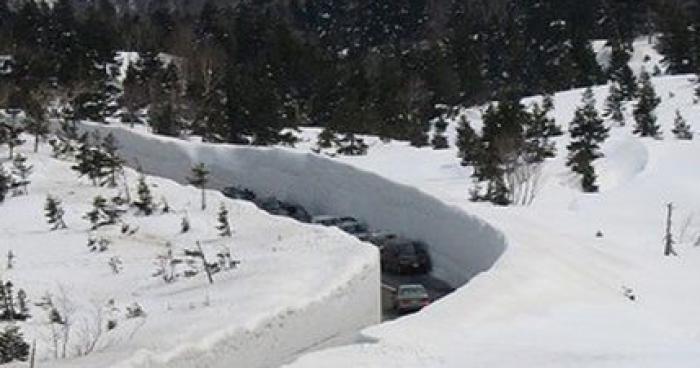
[222,186,256,201]
[380,238,431,275]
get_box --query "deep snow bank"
[79,123,507,288]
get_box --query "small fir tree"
[10,154,31,195]
[134,175,154,215]
[604,82,626,126]
[671,110,693,140]
[567,88,610,193]
[633,70,662,138]
[455,116,483,167]
[0,166,10,202]
[84,195,109,230]
[523,97,562,163]
[316,127,336,149]
[335,133,368,156]
[216,202,232,237]
[187,163,210,210]
[431,117,450,150]
[100,133,124,187]
[0,325,30,363]
[45,195,67,230]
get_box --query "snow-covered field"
[0,141,380,367]
[5,37,700,367]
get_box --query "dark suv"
[380,238,431,275]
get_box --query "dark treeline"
[0,0,698,147]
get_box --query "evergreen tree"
[523,96,562,163]
[455,116,483,167]
[0,166,10,203]
[45,195,67,230]
[671,110,693,140]
[133,175,154,215]
[0,122,25,159]
[84,195,108,229]
[431,117,449,150]
[84,195,123,229]
[100,133,123,187]
[187,163,209,210]
[567,88,610,193]
[633,70,662,138]
[11,153,32,195]
[607,41,637,100]
[604,82,626,126]
[216,202,232,237]
[0,325,30,363]
[71,134,110,186]
[335,133,368,156]
[316,127,336,149]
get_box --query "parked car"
[280,202,312,223]
[311,215,345,227]
[255,197,291,217]
[380,237,431,274]
[394,284,430,313]
[337,219,368,235]
[367,231,398,247]
[222,186,256,201]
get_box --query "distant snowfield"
[0,142,379,367]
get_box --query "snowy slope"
[57,38,700,367]
[282,57,700,367]
[0,141,379,367]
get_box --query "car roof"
[398,284,426,291]
[311,215,341,221]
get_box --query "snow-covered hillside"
[0,141,379,367]
[5,38,699,368]
[280,55,700,366]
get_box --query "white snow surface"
[27,39,700,367]
[0,141,379,367]
[284,80,700,366]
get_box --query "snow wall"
[79,123,507,288]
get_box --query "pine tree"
[0,122,25,159]
[633,70,662,138]
[187,163,209,210]
[567,88,610,193]
[431,117,449,150]
[216,202,232,237]
[0,325,30,363]
[607,40,637,100]
[11,153,31,195]
[523,96,562,163]
[316,127,336,149]
[45,195,67,230]
[84,195,109,230]
[604,82,626,126]
[71,133,109,186]
[455,116,483,167]
[133,175,154,215]
[671,110,693,140]
[0,166,10,203]
[336,133,368,156]
[100,133,123,187]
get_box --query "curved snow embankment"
[596,136,650,192]
[80,123,507,288]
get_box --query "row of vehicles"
[223,185,433,313]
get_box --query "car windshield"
[399,286,427,297]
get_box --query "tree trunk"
[665,203,678,256]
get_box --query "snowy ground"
[282,44,700,366]
[0,141,379,367]
[10,37,700,367]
